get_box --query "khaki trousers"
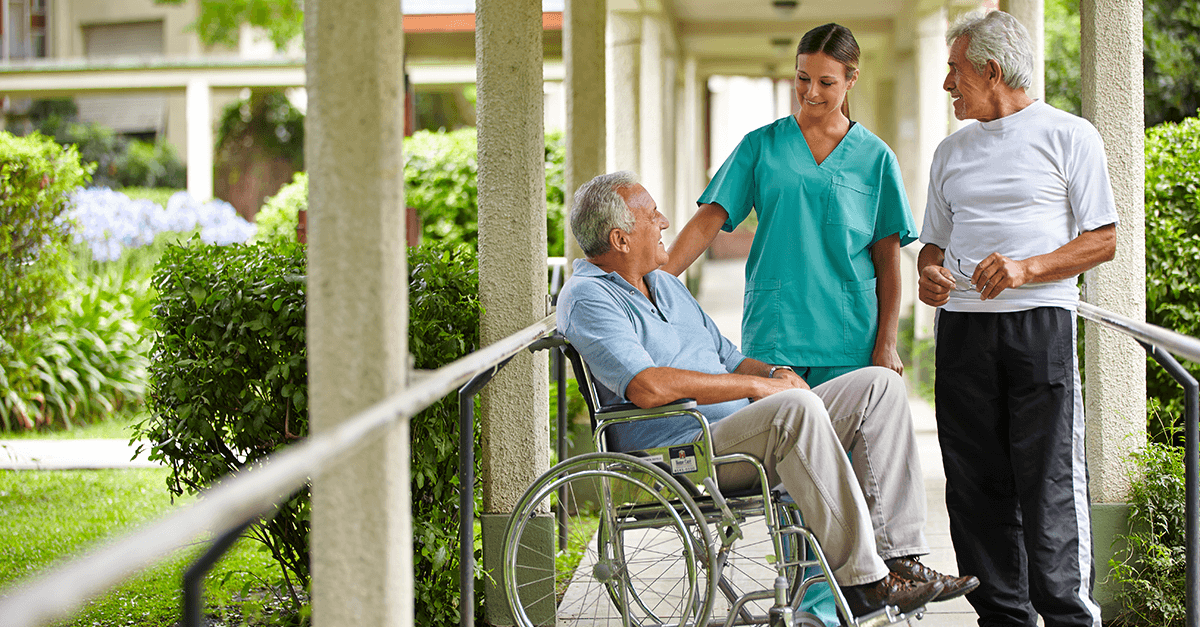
[710,367,929,586]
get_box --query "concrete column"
[564,0,607,275]
[678,55,705,291]
[639,13,667,209]
[1080,1,1144,611]
[476,0,551,624]
[1080,0,1145,503]
[912,6,949,341]
[304,1,410,626]
[606,10,640,173]
[185,78,213,202]
[1000,0,1045,101]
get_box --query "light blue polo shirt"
[557,259,749,451]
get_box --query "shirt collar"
[572,258,660,298]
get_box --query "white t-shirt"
[920,100,1119,313]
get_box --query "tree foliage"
[156,0,303,49]
[1044,0,1200,126]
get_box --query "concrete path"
[694,258,980,627]
[0,438,160,470]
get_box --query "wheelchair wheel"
[503,452,717,627]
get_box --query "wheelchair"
[502,339,928,627]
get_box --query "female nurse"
[663,23,916,388]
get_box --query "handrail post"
[555,347,568,551]
[458,363,506,627]
[183,519,254,627]
[1140,341,1199,627]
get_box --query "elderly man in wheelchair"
[502,171,978,627]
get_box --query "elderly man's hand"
[918,265,955,307]
[749,369,808,401]
[972,252,1030,300]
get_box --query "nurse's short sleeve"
[873,151,918,247]
[1066,124,1119,233]
[698,133,759,233]
[559,295,656,401]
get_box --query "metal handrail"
[1077,301,1199,627]
[0,313,559,627]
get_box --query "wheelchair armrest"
[595,399,697,420]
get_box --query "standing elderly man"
[917,10,1118,627]
[559,171,980,620]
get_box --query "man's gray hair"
[947,9,1034,91]
[571,171,639,258]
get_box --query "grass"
[0,408,143,441]
[0,467,300,626]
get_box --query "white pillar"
[185,78,213,202]
[305,0,410,625]
[606,10,640,173]
[1080,0,1145,504]
[1001,0,1045,101]
[476,0,551,623]
[639,13,666,206]
[564,0,607,274]
[912,6,949,340]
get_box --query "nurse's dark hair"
[795,23,859,119]
[572,171,639,258]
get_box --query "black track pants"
[934,307,1101,627]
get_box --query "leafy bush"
[0,131,92,360]
[253,172,308,245]
[138,240,311,607]
[251,129,567,255]
[1108,411,1187,626]
[406,243,484,625]
[1144,116,1200,442]
[115,140,186,189]
[0,267,152,431]
[405,128,567,254]
[137,240,487,625]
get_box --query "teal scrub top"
[699,116,917,367]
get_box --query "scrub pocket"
[841,278,878,357]
[826,175,877,237]
[743,278,781,353]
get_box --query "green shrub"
[116,139,186,189]
[407,243,484,625]
[1108,410,1187,626]
[0,267,152,431]
[138,239,487,625]
[0,131,92,366]
[137,239,311,607]
[253,172,308,245]
[1144,116,1200,442]
[404,128,567,254]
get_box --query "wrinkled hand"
[872,345,904,376]
[972,253,1030,300]
[918,265,955,307]
[751,369,809,401]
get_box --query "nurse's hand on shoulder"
[872,345,904,376]
[918,265,954,307]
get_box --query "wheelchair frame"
[502,339,927,627]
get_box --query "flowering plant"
[67,188,257,261]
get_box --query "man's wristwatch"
[767,365,794,378]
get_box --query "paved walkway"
[694,258,980,627]
[0,438,158,470]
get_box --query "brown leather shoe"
[840,572,944,616]
[886,556,980,601]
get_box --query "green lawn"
[0,468,301,626]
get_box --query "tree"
[1044,0,1082,116]
[156,0,303,49]
[1143,0,1200,126]
[1044,0,1200,126]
